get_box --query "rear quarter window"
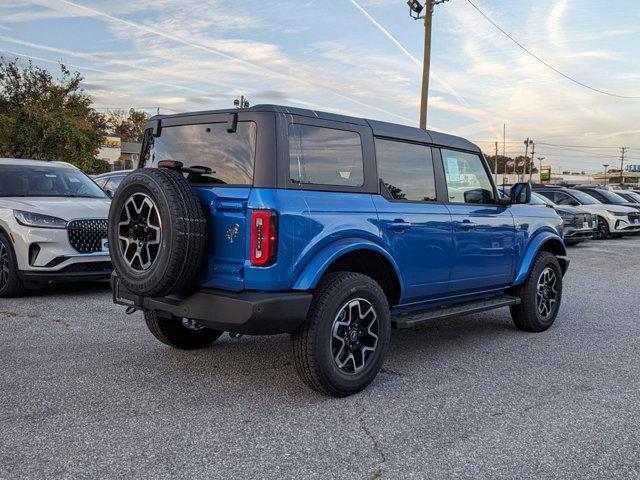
[288,124,364,187]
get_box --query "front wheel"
[0,234,25,298]
[144,311,224,350]
[291,272,391,397]
[594,216,610,240]
[510,252,563,332]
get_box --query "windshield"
[0,165,107,198]
[566,189,602,205]
[532,192,555,206]
[621,191,640,202]
[144,122,256,185]
[593,189,629,204]
[529,192,548,205]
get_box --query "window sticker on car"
[446,157,460,182]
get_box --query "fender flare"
[291,238,404,293]
[513,231,568,286]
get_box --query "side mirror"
[510,182,531,204]
[105,189,114,198]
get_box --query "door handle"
[454,220,478,231]
[388,220,412,232]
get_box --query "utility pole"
[503,124,506,157]
[603,164,609,186]
[407,0,449,129]
[494,141,499,183]
[619,147,628,187]
[522,138,532,182]
[528,141,535,183]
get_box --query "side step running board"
[392,295,521,329]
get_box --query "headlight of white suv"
[14,210,68,229]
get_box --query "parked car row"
[535,185,640,240]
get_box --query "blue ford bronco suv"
[108,105,568,397]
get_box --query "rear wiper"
[157,160,215,175]
[185,165,215,175]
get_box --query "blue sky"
[1,0,639,171]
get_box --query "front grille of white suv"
[67,219,108,253]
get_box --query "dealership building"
[97,137,142,171]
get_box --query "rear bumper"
[111,274,313,335]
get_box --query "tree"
[106,109,149,143]
[0,57,110,174]
[484,154,514,174]
[485,153,538,175]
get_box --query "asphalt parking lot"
[1,238,640,480]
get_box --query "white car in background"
[0,158,112,297]
[536,187,640,239]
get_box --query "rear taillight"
[250,210,277,266]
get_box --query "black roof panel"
[151,104,480,152]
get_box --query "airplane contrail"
[0,35,371,120]
[348,0,469,107]
[51,0,417,124]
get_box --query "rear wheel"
[291,272,391,397]
[510,252,563,332]
[0,234,25,298]
[144,311,224,350]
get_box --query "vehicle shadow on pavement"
[19,281,112,298]
[120,311,520,401]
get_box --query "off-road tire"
[594,216,610,240]
[108,168,206,297]
[0,233,26,298]
[291,272,391,397]
[510,252,563,332]
[144,311,224,349]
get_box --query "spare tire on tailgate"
[108,168,206,297]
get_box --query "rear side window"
[289,124,364,187]
[149,122,256,185]
[375,139,436,201]
[441,149,495,204]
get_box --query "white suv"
[0,158,112,297]
[537,187,640,239]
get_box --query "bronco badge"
[226,224,240,243]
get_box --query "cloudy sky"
[1,0,639,171]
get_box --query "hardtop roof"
[149,104,480,153]
[0,158,78,169]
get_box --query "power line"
[464,0,640,99]
[535,142,623,149]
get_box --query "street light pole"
[538,156,545,183]
[603,164,609,186]
[407,0,449,129]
